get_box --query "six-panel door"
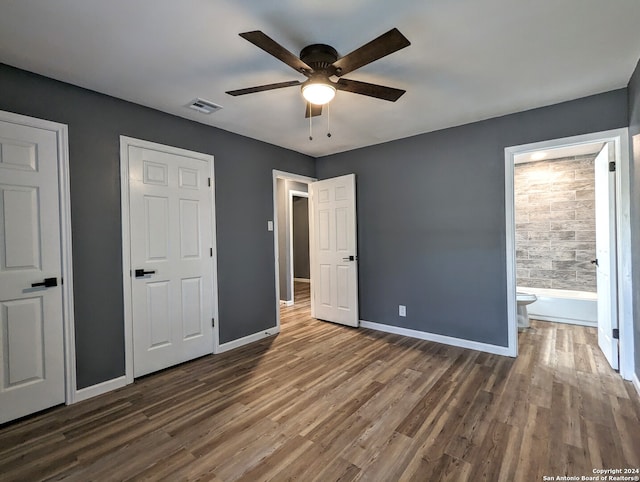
[128,146,214,377]
[0,119,65,423]
[310,174,359,327]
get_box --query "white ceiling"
[1,0,639,158]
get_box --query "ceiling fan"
[225,28,411,118]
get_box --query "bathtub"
[517,287,597,327]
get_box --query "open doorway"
[291,192,310,293]
[504,128,634,380]
[273,170,360,331]
[272,170,316,331]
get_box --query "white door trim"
[120,136,219,385]
[0,110,77,404]
[289,190,309,305]
[272,170,316,332]
[504,128,634,379]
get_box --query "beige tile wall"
[515,154,597,292]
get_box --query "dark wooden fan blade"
[226,80,302,96]
[305,102,322,118]
[239,31,312,74]
[335,78,406,101]
[332,28,410,77]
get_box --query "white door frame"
[289,190,309,304]
[504,128,634,380]
[272,170,316,331]
[0,110,77,404]
[120,136,220,385]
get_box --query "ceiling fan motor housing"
[300,44,339,75]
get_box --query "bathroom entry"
[513,141,618,368]
[505,129,634,379]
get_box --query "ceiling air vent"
[187,98,223,114]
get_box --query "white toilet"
[516,292,537,330]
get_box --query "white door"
[128,145,214,377]
[594,142,618,370]
[309,174,359,327]
[0,118,65,423]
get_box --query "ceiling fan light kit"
[226,27,410,119]
[301,81,336,105]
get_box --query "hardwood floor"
[1,281,638,481]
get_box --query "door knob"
[135,269,156,278]
[590,259,598,267]
[342,255,356,261]
[31,277,58,288]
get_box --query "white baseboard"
[72,375,128,404]
[359,320,514,357]
[294,278,311,283]
[633,373,640,398]
[530,315,596,327]
[218,327,279,353]
[279,300,294,306]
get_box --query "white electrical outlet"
[267,220,274,231]
[399,305,406,317]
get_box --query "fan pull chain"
[309,103,313,141]
[327,103,332,138]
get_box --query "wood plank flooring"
[1,282,639,481]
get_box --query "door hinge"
[612,328,619,339]
[210,247,213,257]
[212,318,215,327]
[208,177,211,187]
[609,161,616,172]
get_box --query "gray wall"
[628,58,640,380]
[293,197,310,279]
[316,90,628,347]
[0,63,314,389]
[515,155,597,292]
[1,59,636,386]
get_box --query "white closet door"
[128,146,214,377]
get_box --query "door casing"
[120,136,219,384]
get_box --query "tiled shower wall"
[515,154,597,292]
